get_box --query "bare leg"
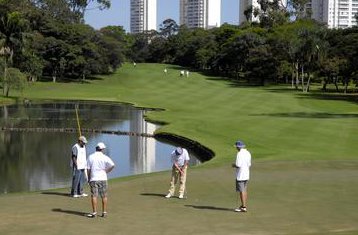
[240,191,248,207]
[91,196,98,213]
[102,196,108,213]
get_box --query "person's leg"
[87,181,98,217]
[178,167,187,197]
[240,191,248,208]
[91,196,98,213]
[71,169,81,196]
[102,196,108,213]
[168,167,179,196]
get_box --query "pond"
[0,101,200,194]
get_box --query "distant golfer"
[86,142,115,218]
[232,140,251,212]
[70,135,88,198]
[165,147,190,199]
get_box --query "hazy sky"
[84,0,239,32]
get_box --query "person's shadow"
[185,205,234,212]
[41,192,70,197]
[140,193,166,198]
[52,208,87,217]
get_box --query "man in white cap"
[86,142,115,218]
[70,135,88,197]
[165,147,190,199]
[232,140,251,212]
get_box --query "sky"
[84,0,239,32]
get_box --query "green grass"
[1,63,358,234]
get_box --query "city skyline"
[84,0,239,32]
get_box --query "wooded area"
[1,0,358,97]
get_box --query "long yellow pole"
[75,104,82,137]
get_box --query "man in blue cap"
[232,140,251,212]
[165,147,190,199]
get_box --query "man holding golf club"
[70,135,88,198]
[165,147,190,199]
[232,140,251,212]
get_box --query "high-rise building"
[305,0,358,29]
[130,0,157,33]
[239,0,288,24]
[180,0,221,29]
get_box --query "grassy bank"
[1,63,358,234]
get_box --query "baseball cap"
[78,136,88,144]
[235,140,246,148]
[96,142,106,150]
[175,147,183,155]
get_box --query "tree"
[0,4,28,96]
[159,18,179,38]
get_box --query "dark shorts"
[89,181,108,198]
[236,180,248,192]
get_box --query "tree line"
[1,0,358,97]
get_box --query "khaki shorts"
[89,181,108,198]
[236,180,248,192]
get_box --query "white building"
[180,0,221,29]
[130,0,157,33]
[306,0,358,29]
[239,0,288,24]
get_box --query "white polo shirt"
[171,148,190,167]
[235,148,252,181]
[87,151,115,182]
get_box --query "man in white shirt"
[165,147,190,199]
[232,140,251,212]
[70,136,88,198]
[86,142,115,218]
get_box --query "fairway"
[1,63,357,234]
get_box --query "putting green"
[1,63,357,234]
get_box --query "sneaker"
[72,194,81,198]
[165,193,172,198]
[178,194,184,199]
[87,212,97,218]
[101,212,107,218]
[81,193,88,197]
[234,206,247,212]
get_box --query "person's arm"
[86,169,91,182]
[72,154,77,169]
[174,162,184,174]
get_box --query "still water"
[0,101,199,194]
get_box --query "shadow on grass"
[140,193,166,198]
[185,205,233,212]
[41,192,70,197]
[52,208,87,217]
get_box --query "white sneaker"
[81,193,88,197]
[234,207,247,212]
[178,194,184,199]
[165,193,172,198]
[72,194,81,198]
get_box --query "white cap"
[96,142,106,150]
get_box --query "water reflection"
[0,101,199,194]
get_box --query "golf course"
[1,63,357,235]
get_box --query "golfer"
[232,140,251,212]
[165,147,190,199]
[86,142,115,218]
[70,135,88,198]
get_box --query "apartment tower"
[306,0,358,28]
[130,0,157,33]
[180,0,221,29]
[239,0,288,24]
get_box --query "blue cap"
[175,147,183,155]
[235,140,246,148]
